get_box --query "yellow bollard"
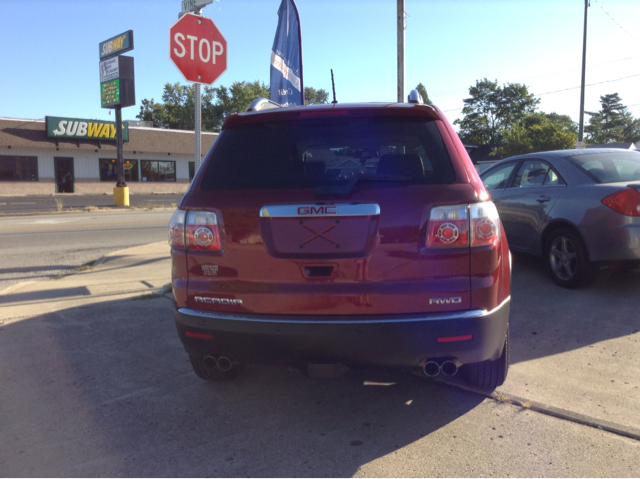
[113,186,130,207]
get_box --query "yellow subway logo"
[101,35,127,57]
[45,116,129,142]
[99,30,133,60]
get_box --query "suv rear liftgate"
[170,91,511,389]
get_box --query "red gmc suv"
[169,91,511,389]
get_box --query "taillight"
[602,188,640,216]
[426,204,469,248]
[169,210,186,249]
[168,210,221,251]
[186,211,221,250]
[470,202,501,247]
[426,202,500,248]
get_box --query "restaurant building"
[0,116,218,196]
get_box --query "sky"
[2,0,640,131]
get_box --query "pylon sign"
[169,13,227,85]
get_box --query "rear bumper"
[583,219,640,262]
[174,297,510,368]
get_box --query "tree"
[495,112,577,157]
[209,80,270,120]
[137,81,267,132]
[622,118,640,144]
[137,82,204,130]
[545,112,578,135]
[585,93,640,144]
[161,82,196,130]
[137,98,167,129]
[454,78,540,145]
[304,86,329,105]
[415,83,431,104]
[137,81,329,132]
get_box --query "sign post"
[170,6,226,171]
[99,30,135,206]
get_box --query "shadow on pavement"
[0,286,91,304]
[0,265,78,275]
[509,252,640,365]
[0,297,484,477]
[2,250,639,476]
[99,255,170,270]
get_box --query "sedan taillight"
[602,188,640,216]
[169,209,221,251]
[426,202,501,248]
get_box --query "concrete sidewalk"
[0,242,171,323]
[1,242,639,444]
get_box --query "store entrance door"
[54,157,74,193]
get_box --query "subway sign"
[46,116,129,142]
[99,30,134,60]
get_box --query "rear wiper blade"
[358,174,412,183]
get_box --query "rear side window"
[568,151,640,183]
[201,117,454,190]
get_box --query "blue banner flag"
[270,0,304,106]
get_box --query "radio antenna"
[331,69,338,104]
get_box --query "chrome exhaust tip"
[440,360,458,377]
[216,356,233,372]
[423,361,441,377]
[203,356,217,371]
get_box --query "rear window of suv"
[201,116,454,190]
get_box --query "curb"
[0,281,37,296]
[442,380,640,442]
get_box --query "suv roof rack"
[407,89,424,105]
[247,98,282,112]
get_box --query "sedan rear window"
[568,151,640,184]
[200,117,454,190]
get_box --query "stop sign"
[169,13,227,85]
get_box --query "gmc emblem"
[297,206,337,216]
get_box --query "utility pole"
[194,6,202,170]
[397,0,405,103]
[578,0,589,147]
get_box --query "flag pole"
[291,0,304,105]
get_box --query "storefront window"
[99,159,139,182]
[141,160,176,182]
[0,155,38,181]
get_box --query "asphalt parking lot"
[0,245,639,477]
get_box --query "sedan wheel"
[545,228,595,288]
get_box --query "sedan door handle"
[536,195,551,203]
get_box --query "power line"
[535,73,640,96]
[431,54,640,99]
[441,73,640,113]
[594,0,640,44]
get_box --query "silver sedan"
[480,148,640,288]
